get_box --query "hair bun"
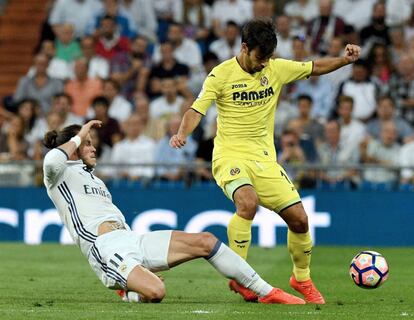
[43,130,58,149]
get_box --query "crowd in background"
[1,0,414,189]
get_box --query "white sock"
[206,241,273,297]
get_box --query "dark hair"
[53,92,73,105]
[43,124,81,149]
[297,94,313,104]
[104,78,120,92]
[92,96,110,109]
[241,18,277,59]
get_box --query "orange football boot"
[258,288,306,304]
[229,280,258,302]
[289,275,325,304]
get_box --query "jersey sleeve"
[273,59,313,84]
[43,148,68,188]
[191,70,223,115]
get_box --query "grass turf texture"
[0,244,413,320]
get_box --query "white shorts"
[88,229,172,290]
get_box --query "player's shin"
[227,213,252,260]
[288,230,312,281]
[206,241,273,297]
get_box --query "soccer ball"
[349,251,389,289]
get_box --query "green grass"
[0,244,413,320]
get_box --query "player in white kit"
[42,120,305,304]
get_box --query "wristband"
[70,135,81,148]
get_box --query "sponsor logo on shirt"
[83,185,111,199]
[232,87,275,102]
[232,83,248,89]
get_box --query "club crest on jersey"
[260,76,269,86]
[230,168,240,176]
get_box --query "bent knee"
[145,283,166,303]
[235,194,258,219]
[289,215,309,233]
[199,232,218,256]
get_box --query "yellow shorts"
[212,157,301,213]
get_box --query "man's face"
[79,133,97,167]
[81,38,95,58]
[168,25,183,45]
[244,46,271,74]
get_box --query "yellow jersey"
[192,57,313,162]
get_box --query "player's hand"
[78,120,102,140]
[344,44,361,63]
[169,134,186,149]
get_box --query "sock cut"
[288,230,313,282]
[227,213,253,260]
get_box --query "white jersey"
[43,148,129,256]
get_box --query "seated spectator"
[6,116,29,161]
[211,0,252,38]
[293,76,334,121]
[291,35,311,61]
[209,21,241,62]
[152,0,182,42]
[317,120,359,185]
[360,121,401,184]
[333,0,375,31]
[388,54,414,125]
[274,87,298,138]
[367,43,392,87]
[110,35,152,99]
[48,0,102,38]
[307,0,346,55]
[154,115,197,181]
[366,96,414,143]
[284,0,318,36]
[55,23,82,63]
[64,57,103,117]
[294,94,324,143]
[14,54,64,114]
[400,140,414,185]
[178,0,212,46]
[88,79,132,123]
[389,26,406,65]
[149,78,185,120]
[253,0,275,19]
[110,114,156,180]
[119,0,158,42]
[15,99,47,147]
[286,118,318,163]
[88,127,112,179]
[274,15,293,59]
[50,93,83,128]
[87,0,137,39]
[148,41,190,98]
[95,15,131,60]
[87,96,122,147]
[80,36,110,79]
[337,60,380,122]
[336,96,367,161]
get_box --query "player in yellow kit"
[170,18,361,304]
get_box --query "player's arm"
[170,109,203,149]
[311,44,361,76]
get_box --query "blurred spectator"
[153,22,203,78]
[209,21,241,62]
[388,54,414,125]
[404,6,414,42]
[389,27,407,65]
[88,127,112,179]
[95,15,131,60]
[0,110,8,159]
[367,42,393,87]
[64,57,103,117]
[284,0,318,36]
[48,0,102,38]
[6,116,29,161]
[333,0,375,31]
[87,96,122,147]
[149,78,185,120]
[336,96,367,162]
[359,2,391,55]
[154,115,197,181]
[179,0,212,51]
[321,37,352,95]
[211,0,252,38]
[317,120,359,184]
[29,40,71,80]
[253,0,275,20]
[119,0,158,42]
[80,36,110,79]
[50,93,83,128]
[147,41,190,98]
[195,120,216,181]
[295,94,324,143]
[110,35,151,99]
[286,118,318,163]
[152,0,183,42]
[15,99,47,147]
[32,111,64,160]
[110,114,156,180]
[274,88,298,138]
[337,60,379,122]
[366,96,414,143]
[278,129,306,182]
[55,23,82,62]
[100,79,133,123]
[291,35,311,61]
[400,140,414,184]
[307,0,346,55]
[293,76,334,121]
[386,0,412,27]
[14,54,64,114]
[87,0,137,39]
[274,15,293,59]
[361,121,401,184]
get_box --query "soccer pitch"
[1,244,413,320]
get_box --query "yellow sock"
[288,230,312,281]
[227,213,253,260]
